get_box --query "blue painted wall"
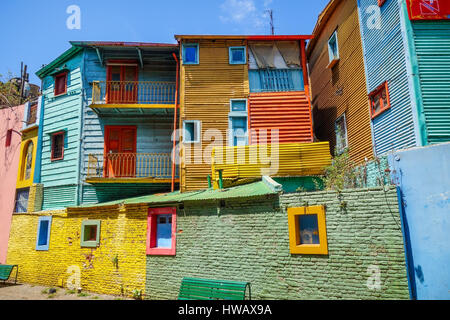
[358,0,419,155]
[388,142,450,299]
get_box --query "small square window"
[327,31,339,68]
[51,131,65,161]
[229,47,247,64]
[147,207,177,256]
[183,43,199,65]
[369,82,391,119]
[287,206,328,255]
[36,216,52,251]
[14,188,29,213]
[230,100,247,112]
[335,114,348,155]
[183,120,201,143]
[81,220,101,248]
[54,72,68,96]
[5,129,13,147]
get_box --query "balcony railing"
[249,69,304,93]
[87,153,176,180]
[92,81,176,105]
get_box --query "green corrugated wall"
[413,21,450,144]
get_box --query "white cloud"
[219,0,257,23]
[219,0,274,31]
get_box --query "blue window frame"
[229,100,248,146]
[229,46,246,64]
[182,43,199,65]
[36,216,52,251]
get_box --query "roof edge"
[36,45,83,78]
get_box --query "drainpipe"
[171,52,180,192]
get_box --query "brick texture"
[7,206,147,298]
[146,186,410,300]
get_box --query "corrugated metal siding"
[248,91,313,144]
[308,0,373,163]
[180,39,249,192]
[358,0,417,155]
[211,142,332,180]
[412,21,450,144]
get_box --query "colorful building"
[357,0,450,156]
[34,42,179,210]
[0,104,25,263]
[175,35,331,192]
[307,0,374,163]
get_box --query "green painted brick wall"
[145,186,410,300]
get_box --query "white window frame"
[335,113,348,155]
[228,99,248,146]
[327,30,340,68]
[182,120,201,144]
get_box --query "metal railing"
[87,153,177,180]
[92,81,176,105]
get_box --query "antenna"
[265,9,275,35]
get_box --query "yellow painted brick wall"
[7,206,147,298]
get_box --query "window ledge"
[327,59,339,69]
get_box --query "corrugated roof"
[175,35,313,41]
[71,179,278,210]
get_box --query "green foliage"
[0,73,22,108]
[77,292,90,297]
[132,289,143,300]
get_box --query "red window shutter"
[54,72,67,96]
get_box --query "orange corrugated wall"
[248,91,314,145]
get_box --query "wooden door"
[104,126,137,178]
[106,63,138,104]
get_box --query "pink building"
[0,104,24,263]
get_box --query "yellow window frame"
[287,205,328,255]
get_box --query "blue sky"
[0,0,329,84]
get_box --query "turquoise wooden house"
[357,0,450,156]
[36,42,179,210]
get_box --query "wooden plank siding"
[40,52,84,209]
[180,39,249,192]
[307,0,374,163]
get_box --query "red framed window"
[369,81,391,119]
[378,0,386,7]
[51,131,65,161]
[54,72,68,96]
[147,207,177,256]
[5,129,13,147]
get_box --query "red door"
[106,62,138,104]
[104,126,137,178]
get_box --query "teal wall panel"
[412,21,450,145]
[42,185,77,210]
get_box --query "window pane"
[52,133,64,159]
[55,73,67,95]
[184,46,197,63]
[231,117,247,146]
[184,122,197,142]
[25,142,34,180]
[298,214,320,245]
[231,100,246,112]
[15,189,29,213]
[231,48,245,63]
[335,116,347,152]
[27,103,38,125]
[38,221,49,246]
[156,214,172,248]
[84,225,97,242]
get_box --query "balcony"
[86,152,178,184]
[90,81,176,115]
[249,69,304,93]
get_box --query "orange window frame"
[54,72,68,96]
[369,81,391,119]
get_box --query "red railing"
[87,153,177,180]
[92,81,176,105]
